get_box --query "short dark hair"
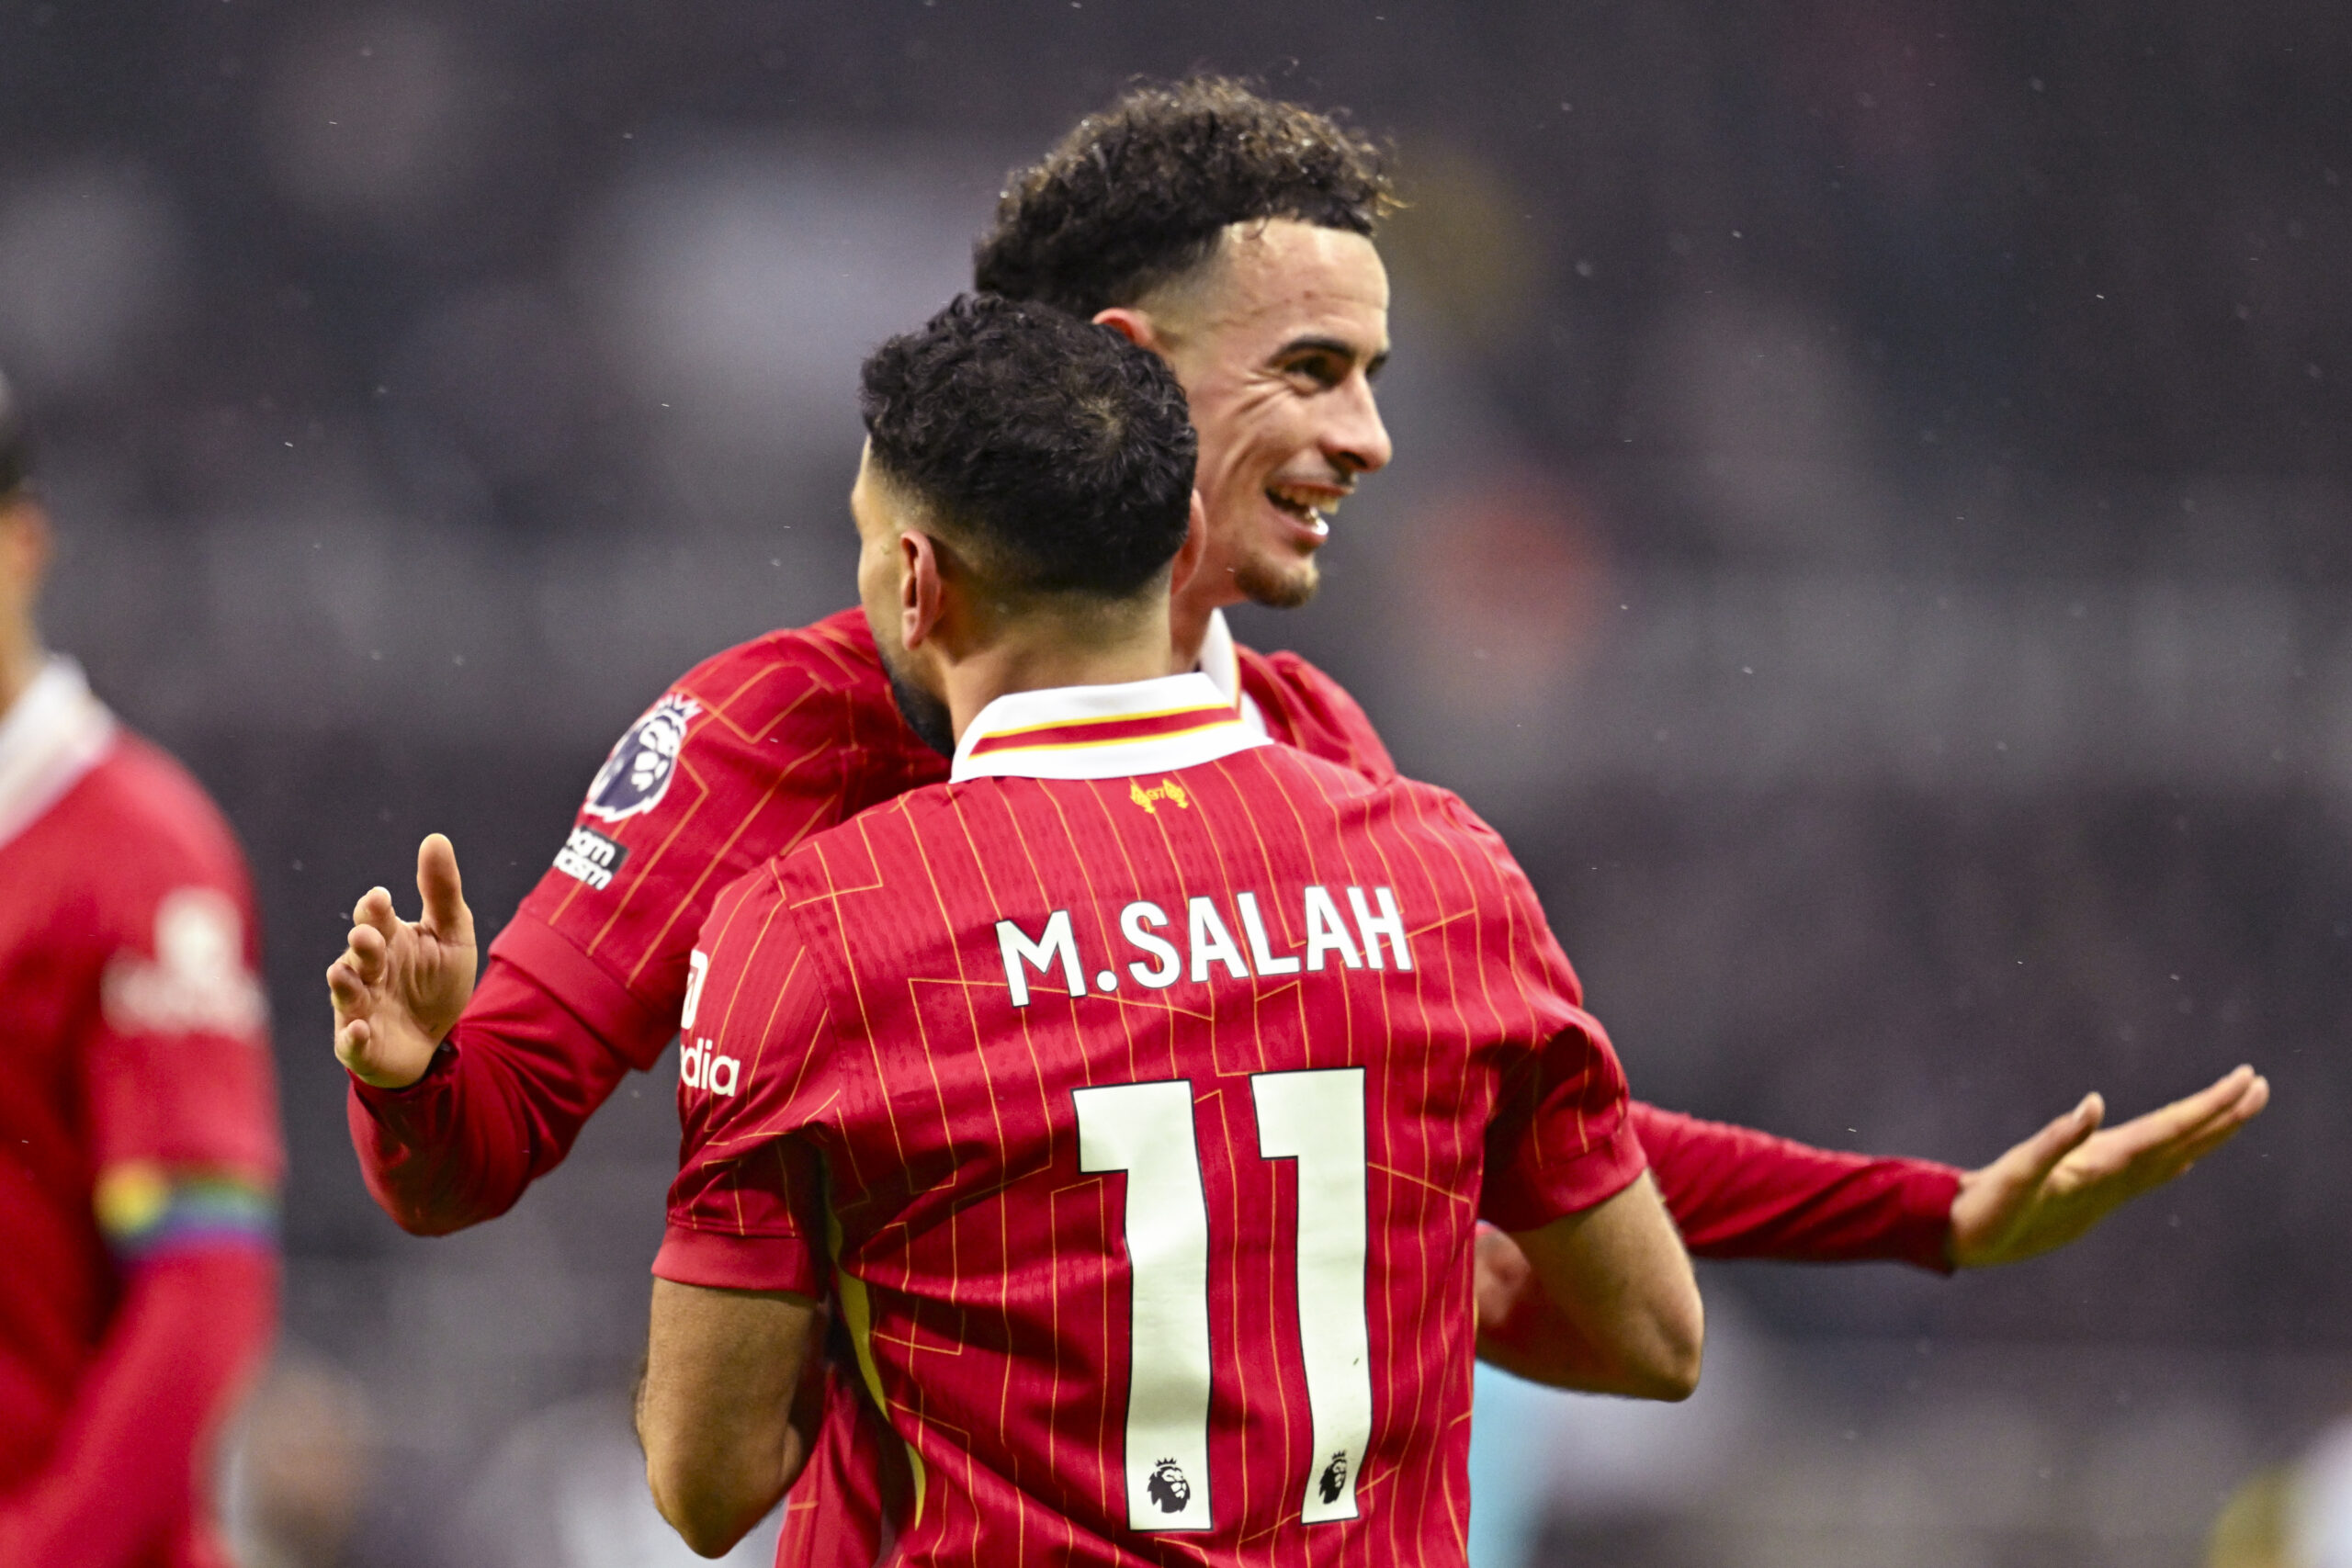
[0,371,28,500]
[974,76,1395,318]
[859,293,1196,602]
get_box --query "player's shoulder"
[1233,640,1397,782]
[666,608,895,732]
[674,607,882,694]
[1343,765,1524,878]
[62,731,251,892]
[575,608,929,828]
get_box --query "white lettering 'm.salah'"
[998,886,1412,1009]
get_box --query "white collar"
[1193,608,1270,740]
[950,670,1267,783]
[0,657,117,851]
[1197,608,1241,705]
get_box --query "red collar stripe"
[967,704,1239,758]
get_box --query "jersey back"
[659,736,1641,1567]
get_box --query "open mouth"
[1266,484,1339,538]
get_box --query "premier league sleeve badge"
[582,693,701,823]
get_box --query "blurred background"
[2,1,2346,1563]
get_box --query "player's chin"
[1236,551,1320,610]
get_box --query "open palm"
[1949,1065,2269,1269]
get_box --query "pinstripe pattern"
[658,682,1644,1568]
[514,609,951,1052]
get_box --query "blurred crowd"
[2,2,2346,1565]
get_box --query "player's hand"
[1947,1065,2269,1269]
[326,833,478,1090]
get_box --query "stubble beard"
[881,656,956,758]
[1233,549,1320,611]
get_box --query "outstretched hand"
[1948,1065,2269,1269]
[326,833,478,1089]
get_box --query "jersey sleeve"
[492,617,931,1072]
[1467,822,1646,1232]
[1479,1000,1645,1232]
[81,784,280,1265]
[347,616,941,1237]
[345,957,640,1235]
[651,867,837,1299]
[1634,1103,1962,1270]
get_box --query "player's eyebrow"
[1272,334,1391,380]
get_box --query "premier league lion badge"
[583,694,700,823]
[1146,1458,1192,1515]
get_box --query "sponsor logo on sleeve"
[102,888,267,1038]
[582,694,700,823]
[552,825,628,890]
[680,1037,741,1097]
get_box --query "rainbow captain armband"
[95,1163,277,1262]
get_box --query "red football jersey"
[357,606,1953,1266]
[656,671,1644,1566]
[493,607,952,1066]
[353,604,1954,1567]
[0,660,280,1565]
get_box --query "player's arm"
[0,1251,277,1567]
[643,874,840,1558]
[331,834,656,1234]
[1632,1066,2267,1272]
[1632,1101,1962,1269]
[1475,1173,1702,1400]
[1,849,285,1565]
[639,1280,823,1558]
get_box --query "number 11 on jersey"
[1075,1068,1373,1534]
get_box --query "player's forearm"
[639,1280,820,1558]
[0,1249,277,1568]
[347,958,637,1235]
[1633,1101,1962,1271]
[1474,1225,1629,1390]
[1480,1178,1703,1401]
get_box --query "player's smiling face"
[1135,220,1393,615]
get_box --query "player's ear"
[899,529,946,650]
[1092,307,1160,353]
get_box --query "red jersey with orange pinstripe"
[654,670,1644,1568]
[485,608,951,1063]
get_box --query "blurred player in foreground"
[0,377,283,1565]
[633,292,1702,1562]
[329,77,2267,1560]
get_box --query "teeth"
[1269,487,1339,534]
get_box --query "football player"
[635,292,1702,1561]
[330,78,2267,1563]
[0,374,283,1567]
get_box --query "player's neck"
[1167,584,1228,675]
[943,618,1180,743]
[0,628,40,719]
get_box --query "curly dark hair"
[859,293,1196,602]
[973,76,1396,318]
[0,371,28,500]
